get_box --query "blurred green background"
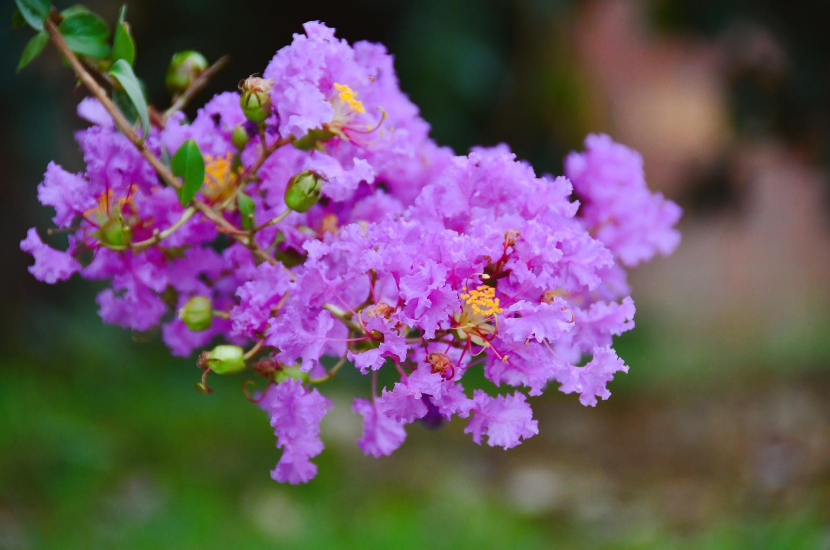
[2,0,830,548]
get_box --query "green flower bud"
[94,210,131,248]
[293,127,335,151]
[274,364,308,384]
[178,296,213,332]
[166,51,208,95]
[231,125,250,150]
[199,345,246,375]
[284,170,323,213]
[239,76,274,123]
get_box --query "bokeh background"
[2,0,830,548]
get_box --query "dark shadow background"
[2,1,830,548]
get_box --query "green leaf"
[238,191,256,230]
[17,30,48,71]
[112,15,135,66]
[116,4,127,25]
[59,5,91,18]
[13,0,50,31]
[12,8,26,29]
[172,140,205,206]
[59,11,110,59]
[112,88,138,125]
[108,59,149,136]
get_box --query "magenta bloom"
[566,134,682,267]
[21,21,681,483]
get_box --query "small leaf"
[116,4,127,25]
[12,8,26,29]
[172,139,205,206]
[109,59,149,136]
[112,22,135,65]
[59,11,110,59]
[59,5,91,19]
[112,88,138,125]
[13,0,50,31]
[17,30,48,72]
[238,191,256,231]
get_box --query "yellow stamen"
[202,153,242,202]
[333,83,365,114]
[204,154,235,189]
[83,186,137,218]
[459,285,503,317]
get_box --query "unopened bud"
[94,210,131,248]
[198,345,246,374]
[166,51,208,95]
[239,76,273,123]
[274,364,308,384]
[178,296,213,331]
[284,170,323,213]
[231,125,250,150]
[293,127,335,151]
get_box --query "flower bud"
[274,364,308,384]
[198,345,246,374]
[178,296,213,331]
[231,125,250,150]
[284,170,323,213]
[293,127,335,151]
[166,51,208,95]
[94,211,131,248]
[239,76,274,123]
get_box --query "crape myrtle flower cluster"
[19,13,681,484]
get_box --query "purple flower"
[553,346,629,407]
[465,391,539,449]
[346,315,408,373]
[353,397,407,457]
[21,21,682,484]
[266,308,346,372]
[20,228,81,284]
[566,134,682,267]
[259,379,332,484]
[501,299,574,343]
[37,162,95,227]
[231,263,292,339]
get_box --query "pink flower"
[465,391,539,449]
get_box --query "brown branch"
[164,55,231,119]
[43,19,280,268]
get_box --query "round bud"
[166,51,209,95]
[239,76,274,123]
[95,212,131,248]
[178,296,213,332]
[201,345,246,374]
[284,170,323,213]
[231,125,250,150]
[274,364,308,384]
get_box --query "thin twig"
[163,55,231,119]
[44,20,281,268]
[254,208,291,232]
[107,206,196,251]
[309,356,348,383]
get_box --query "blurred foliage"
[2,0,830,548]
